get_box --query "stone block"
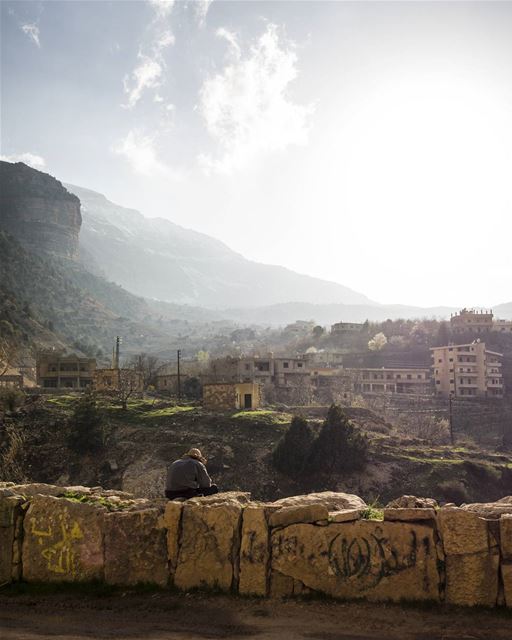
[271,520,441,602]
[239,506,270,596]
[384,508,436,522]
[0,496,24,584]
[445,551,499,607]
[188,491,251,505]
[104,509,168,586]
[270,570,294,598]
[22,496,104,582]
[10,483,67,498]
[269,504,329,529]
[500,514,512,561]
[273,492,366,511]
[161,501,183,574]
[174,502,242,591]
[502,563,512,608]
[437,508,489,555]
[329,509,363,523]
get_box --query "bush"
[68,392,103,454]
[308,404,369,474]
[0,387,25,413]
[272,415,315,476]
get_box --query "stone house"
[36,350,96,390]
[93,368,143,393]
[203,382,261,411]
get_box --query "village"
[2,308,510,413]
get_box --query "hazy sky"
[2,1,512,308]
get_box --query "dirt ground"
[1,591,511,640]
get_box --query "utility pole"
[177,349,181,402]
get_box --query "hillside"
[66,183,374,309]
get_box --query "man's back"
[166,457,211,492]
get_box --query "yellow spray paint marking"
[32,517,84,577]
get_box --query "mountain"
[65,183,374,309]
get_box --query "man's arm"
[195,461,212,488]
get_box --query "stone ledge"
[384,508,436,522]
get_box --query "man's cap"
[183,448,206,464]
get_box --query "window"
[417,374,422,379]
[407,374,412,380]
[283,362,289,368]
[245,364,250,371]
[449,358,453,362]
[436,380,441,385]
[297,363,303,368]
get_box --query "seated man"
[165,448,219,500]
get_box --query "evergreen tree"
[272,415,315,476]
[309,404,368,474]
[68,392,103,453]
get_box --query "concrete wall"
[1,483,511,608]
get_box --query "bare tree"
[115,368,140,410]
[129,353,160,390]
[0,334,19,377]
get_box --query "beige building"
[156,361,203,394]
[493,319,512,333]
[93,367,143,394]
[450,309,494,334]
[208,354,309,388]
[347,367,431,395]
[203,382,261,411]
[36,351,96,390]
[431,342,503,398]
[331,322,363,334]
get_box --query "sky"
[2,0,512,308]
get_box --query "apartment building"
[431,342,503,398]
[208,354,309,388]
[331,322,363,334]
[347,367,431,395]
[36,350,96,389]
[450,309,494,334]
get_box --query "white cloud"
[21,23,40,47]
[0,152,46,169]
[112,129,177,178]
[199,24,314,173]
[194,0,214,28]
[123,4,176,108]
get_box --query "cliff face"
[0,161,81,259]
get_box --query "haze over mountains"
[66,183,374,309]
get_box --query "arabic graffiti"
[328,527,418,590]
[30,514,84,576]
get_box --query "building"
[0,369,24,389]
[493,319,512,333]
[347,367,431,395]
[430,342,503,398]
[202,382,261,411]
[331,322,363,334]
[93,368,143,393]
[450,309,494,334]
[155,361,204,394]
[207,354,309,388]
[36,350,96,390]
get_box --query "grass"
[140,406,195,419]
[231,410,292,424]
[61,491,131,511]
[360,499,384,521]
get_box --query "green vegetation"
[62,491,131,511]
[68,393,104,453]
[273,415,315,476]
[231,409,292,424]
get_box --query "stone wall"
[1,482,511,608]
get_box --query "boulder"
[384,508,436,522]
[386,495,438,509]
[445,552,499,607]
[461,497,512,519]
[104,509,168,586]
[188,491,251,506]
[0,496,25,584]
[271,520,441,602]
[174,502,242,591]
[239,506,271,596]
[273,492,366,511]
[22,495,104,582]
[10,483,67,498]
[269,504,329,529]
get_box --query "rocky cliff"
[0,161,81,259]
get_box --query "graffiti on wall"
[30,514,83,577]
[328,527,422,590]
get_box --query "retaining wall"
[1,483,511,607]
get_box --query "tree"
[272,415,315,476]
[312,325,324,339]
[129,353,159,389]
[309,404,368,474]
[183,376,202,400]
[68,392,103,453]
[115,368,139,410]
[368,332,387,351]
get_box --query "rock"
[273,492,366,511]
[445,552,500,607]
[437,508,490,555]
[174,502,242,591]
[270,570,294,598]
[22,496,104,582]
[500,515,512,561]
[122,456,166,499]
[0,488,17,498]
[0,496,24,584]
[329,509,363,523]
[386,495,438,509]
[271,521,441,602]
[502,563,512,608]
[461,498,512,519]
[104,509,168,587]
[188,491,251,505]
[384,508,436,522]
[239,506,271,596]
[269,504,329,528]
[10,483,67,498]
[161,501,183,574]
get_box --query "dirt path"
[1,592,511,640]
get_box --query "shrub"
[272,415,315,476]
[68,392,103,454]
[0,387,25,413]
[308,404,369,474]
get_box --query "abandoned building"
[93,367,143,393]
[36,350,96,389]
